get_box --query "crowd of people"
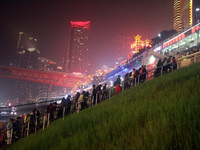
[123,55,179,90]
[3,49,198,147]
[1,85,111,147]
[154,55,177,77]
[123,65,147,90]
[1,108,41,146]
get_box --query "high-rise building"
[116,36,133,62]
[174,0,200,32]
[13,33,40,102]
[174,0,182,32]
[64,21,90,75]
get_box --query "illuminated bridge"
[0,65,86,88]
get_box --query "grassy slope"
[8,64,200,150]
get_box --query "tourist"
[102,83,108,99]
[6,119,14,145]
[114,75,121,95]
[96,84,102,103]
[91,85,97,105]
[66,95,72,115]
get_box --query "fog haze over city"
[0,0,174,102]
[0,0,173,70]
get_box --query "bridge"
[0,65,86,88]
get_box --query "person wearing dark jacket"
[82,91,89,109]
[57,98,65,118]
[141,65,147,82]
[66,95,72,115]
[162,58,167,73]
[155,59,162,77]
[102,83,108,99]
[61,97,67,107]
[96,84,102,103]
[47,102,57,122]
[124,73,130,89]
[114,75,121,86]
[92,85,97,105]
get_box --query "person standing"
[6,119,14,145]
[102,83,108,99]
[33,108,41,129]
[47,102,57,122]
[130,69,136,85]
[77,91,85,111]
[82,91,89,109]
[96,84,102,103]
[72,92,80,112]
[114,75,121,95]
[91,85,97,105]
[66,95,72,115]
[155,59,162,77]
[142,65,147,81]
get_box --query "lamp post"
[17,32,24,68]
[27,36,37,69]
[17,32,23,51]
[17,50,25,68]
[196,8,200,24]
[27,47,36,69]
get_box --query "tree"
[151,29,177,46]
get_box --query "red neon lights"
[163,33,186,48]
[71,21,91,30]
[192,25,200,34]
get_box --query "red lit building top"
[70,21,91,30]
[64,21,91,75]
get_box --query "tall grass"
[8,63,200,150]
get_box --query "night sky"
[0,0,174,72]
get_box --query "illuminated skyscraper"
[64,21,90,75]
[174,0,182,32]
[174,0,199,32]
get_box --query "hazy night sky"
[0,0,174,72]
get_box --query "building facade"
[13,33,40,102]
[174,0,200,32]
[64,21,90,75]
[116,36,133,62]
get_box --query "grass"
[8,63,200,150]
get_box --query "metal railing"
[177,51,200,69]
[1,51,200,148]
[0,62,176,148]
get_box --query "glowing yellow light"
[130,35,152,54]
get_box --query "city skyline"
[0,0,174,72]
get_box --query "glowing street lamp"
[196,8,200,23]
[17,50,25,67]
[27,47,36,52]
[27,36,37,69]
[27,47,36,69]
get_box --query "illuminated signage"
[73,72,83,76]
[71,21,91,30]
[154,46,162,52]
[131,35,151,53]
